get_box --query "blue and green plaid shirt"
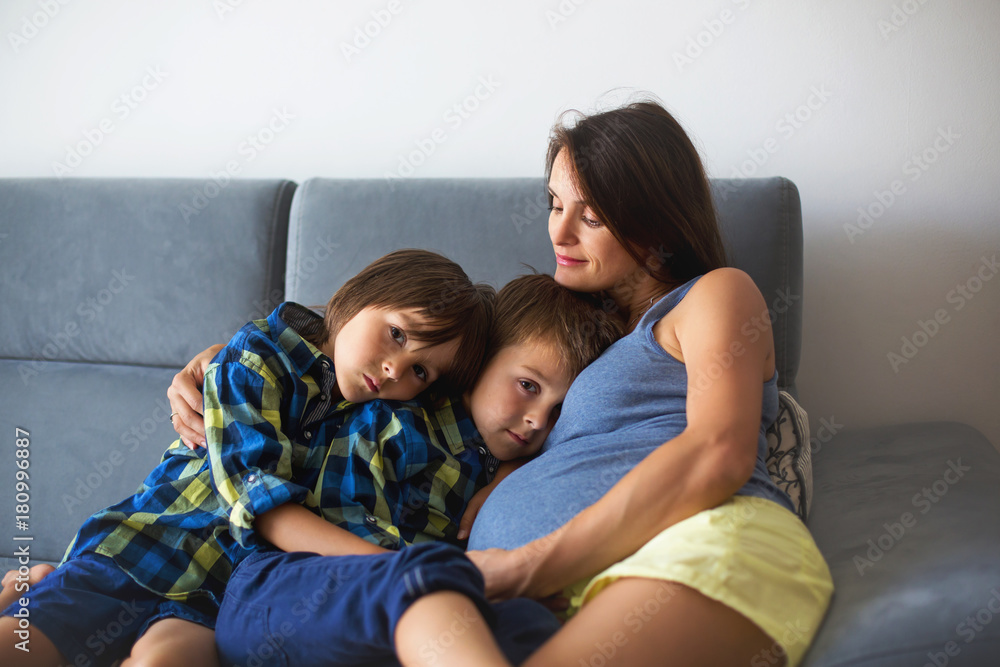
[62,302,490,602]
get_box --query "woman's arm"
[168,344,223,448]
[469,269,773,599]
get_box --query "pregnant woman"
[169,98,833,666]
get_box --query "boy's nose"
[525,410,546,431]
[382,359,398,380]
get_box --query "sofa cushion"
[765,390,813,520]
[0,178,295,565]
[803,422,1000,665]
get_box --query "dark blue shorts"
[216,542,560,667]
[0,552,217,667]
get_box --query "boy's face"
[325,306,460,403]
[465,339,574,461]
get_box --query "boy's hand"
[457,458,528,540]
[456,485,489,540]
[167,344,223,449]
[1,563,55,591]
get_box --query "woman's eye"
[390,326,405,345]
[548,205,562,214]
[581,215,602,228]
[413,365,428,382]
[519,380,538,394]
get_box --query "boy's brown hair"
[304,249,496,392]
[490,273,623,378]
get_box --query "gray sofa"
[1,176,998,665]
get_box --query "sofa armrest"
[803,421,1000,666]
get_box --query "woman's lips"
[555,254,586,266]
[364,375,379,393]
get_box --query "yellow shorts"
[566,495,834,667]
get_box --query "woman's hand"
[466,548,532,601]
[167,344,223,449]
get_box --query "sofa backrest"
[0,178,294,563]
[0,174,801,566]
[285,177,803,393]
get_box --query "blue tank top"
[469,276,793,551]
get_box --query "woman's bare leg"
[523,578,784,667]
[121,618,218,667]
[395,591,511,667]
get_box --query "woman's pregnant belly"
[468,432,665,551]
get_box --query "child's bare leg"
[121,618,218,667]
[121,617,218,667]
[0,565,56,612]
[394,591,511,667]
[0,616,65,666]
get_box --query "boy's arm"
[205,353,316,550]
[456,459,528,540]
[251,399,413,557]
[255,504,388,555]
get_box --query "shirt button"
[319,393,329,402]
[245,473,257,484]
[365,515,377,525]
[478,447,487,456]
[320,360,331,371]
[303,430,313,439]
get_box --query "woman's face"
[547,149,641,295]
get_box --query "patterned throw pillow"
[765,391,813,521]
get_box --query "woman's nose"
[548,212,573,246]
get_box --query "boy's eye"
[390,326,406,345]
[413,364,428,382]
[519,379,538,394]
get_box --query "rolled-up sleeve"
[205,352,310,548]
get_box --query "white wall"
[2,0,998,450]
